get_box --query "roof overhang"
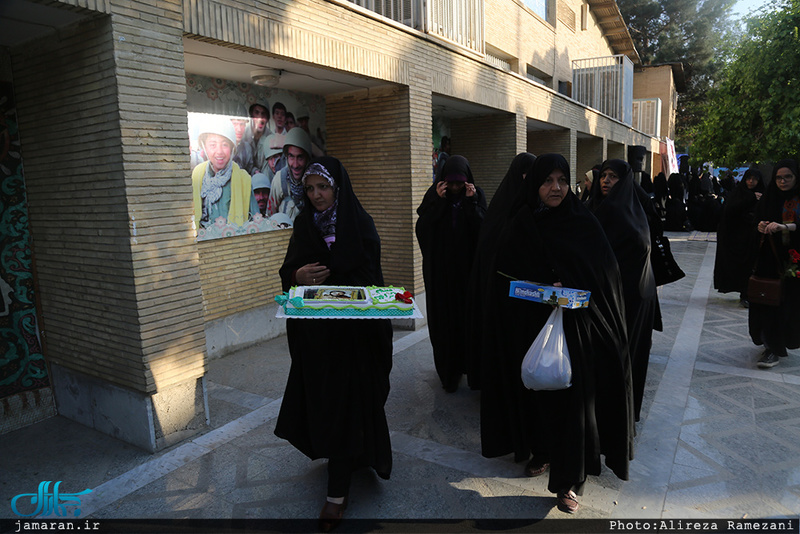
[585,0,641,65]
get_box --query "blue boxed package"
[508,280,591,309]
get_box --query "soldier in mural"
[247,101,271,174]
[256,133,286,183]
[230,109,254,174]
[269,101,289,135]
[191,117,259,229]
[267,128,313,221]
[251,172,272,218]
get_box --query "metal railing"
[345,0,485,55]
[571,55,633,124]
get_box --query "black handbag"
[747,234,783,306]
[651,232,685,286]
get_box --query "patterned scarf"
[289,169,306,208]
[304,163,339,248]
[200,159,233,207]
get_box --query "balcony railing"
[345,0,484,55]
[632,98,662,137]
[572,55,633,125]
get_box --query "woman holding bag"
[749,159,800,369]
[480,154,634,514]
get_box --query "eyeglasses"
[775,175,795,183]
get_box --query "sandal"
[557,490,579,514]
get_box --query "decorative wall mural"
[0,81,48,400]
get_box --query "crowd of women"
[714,160,800,369]
[270,149,798,531]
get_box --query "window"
[523,0,547,20]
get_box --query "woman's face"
[599,168,619,196]
[204,134,233,172]
[745,175,759,190]
[538,169,569,208]
[774,167,797,192]
[304,174,336,212]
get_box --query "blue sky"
[732,0,773,18]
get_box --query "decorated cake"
[276,285,416,317]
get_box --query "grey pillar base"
[49,363,209,453]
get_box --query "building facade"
[0,0,668,450]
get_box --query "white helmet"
[198,116,237,149]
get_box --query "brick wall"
[13,2,206,393]
[577,137,604,176]
[197,231,291,321]
[326,86,420,292]
[451,113,520,203]
[484,0,619,88]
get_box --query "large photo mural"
[186,75,326,241]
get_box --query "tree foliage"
[692,0,800,165]
[617,0,736,148]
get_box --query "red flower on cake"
[395,291,413,304]
[790,249,800,264]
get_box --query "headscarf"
[523,153,571,213]
[761,159,800,225]
[279,156,382,289]
[581,166,600,202]
[587,158,654,298]
[653,172,668,203]
[302,162,339,248]
[668,173,685,200]
[436,154,474,185]
[740,168,765,193]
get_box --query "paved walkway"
[2,234,799,532]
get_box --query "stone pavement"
[1,233,799,533]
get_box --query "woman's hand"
[754,192,762,200]
[296,262,330,285]
[436,181,447,198]
[465,183,476,197]
[759,221,791,234]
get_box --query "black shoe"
[757,351,779,369]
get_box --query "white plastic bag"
[521,307,572,390]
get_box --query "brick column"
[12,2,208,452]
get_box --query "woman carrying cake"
[481,153,634,514]
[276,156,393,532]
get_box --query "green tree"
[617,0,735,148]
[692,0,800,164]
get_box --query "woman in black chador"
[416,155,486,392]
[466,152,536,390]
[586,158,658,422]
[480,154,633,514]
[749,159,800,369]
[714,168,765,306]
[276,156,393,532]
[665,172,689,231]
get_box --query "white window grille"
[632,98,662,137]
[344,0,484,55]
[571,55,633,124]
